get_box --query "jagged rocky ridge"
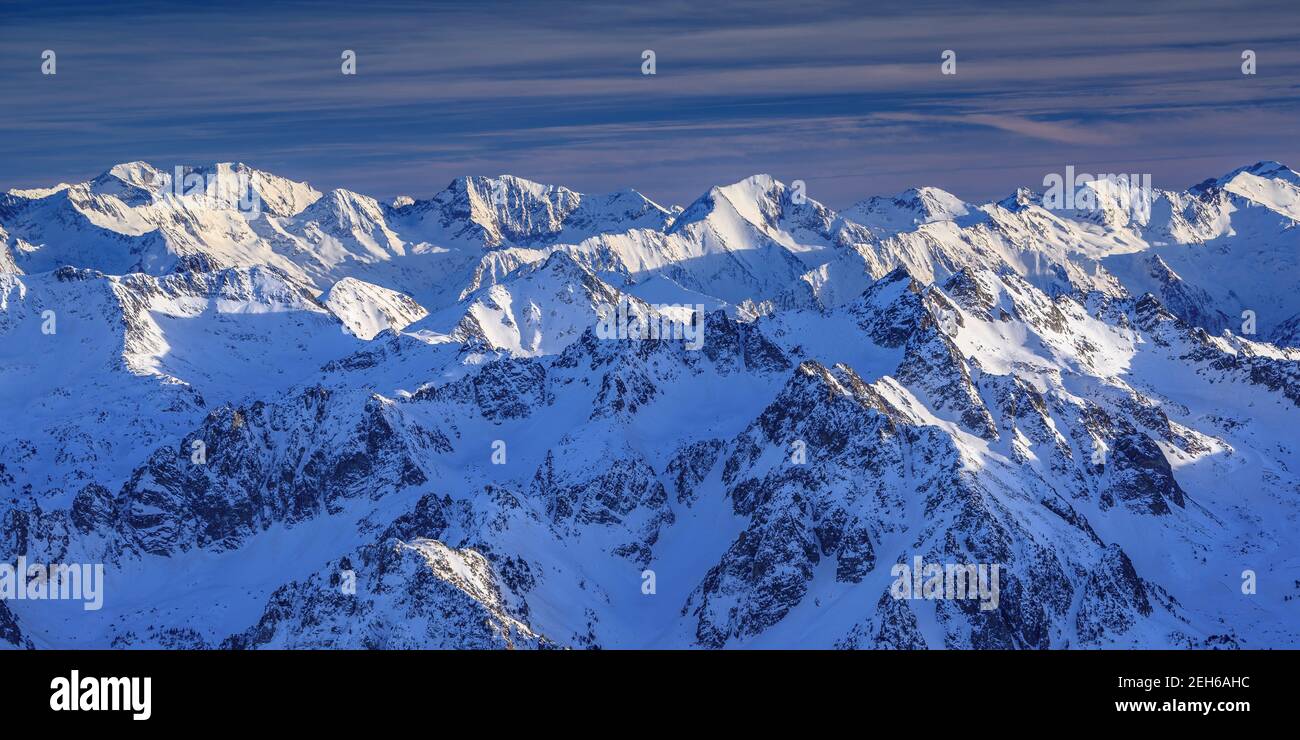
[2,161,1299,648]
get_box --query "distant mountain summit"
[2,160,1298,649]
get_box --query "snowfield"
[1,160,1298,649]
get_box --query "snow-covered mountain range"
[2,160,1298,648]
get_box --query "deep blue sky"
[1,0,1298,208]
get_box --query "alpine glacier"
[1,160,1298,649]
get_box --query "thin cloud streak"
[0,0,1296,206]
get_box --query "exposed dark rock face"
[1076,545,1155,645]
[99,388,448,557]
[416,357,551,421]
[837,593,930,650]
[664,438,725,506]
[5,162,1299,650]
[529,447,673,565]
[0,600,32,649]
[224,491,547,649]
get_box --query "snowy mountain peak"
[996,187,1039,212]
[845,185,970,236]
[304,188,389,228]
[181,162,322,217]
[403,174,672,250]
[669,173,838,245]
[324,276,428,340]
[101,161,168,191]
[1199,160,1300,221]
[675,174,787,229]
[3,159,1300,650]
[1218,159,1299,185]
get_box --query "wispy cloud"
[0,0,1297,206]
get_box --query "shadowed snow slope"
[1,161,1298,649]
